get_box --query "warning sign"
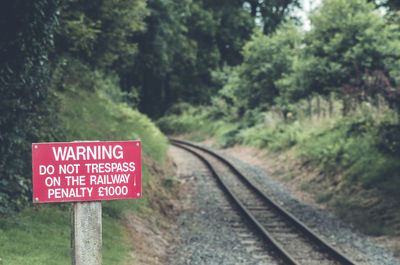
[32,141,141,203]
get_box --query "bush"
[299,114,400,198]
[376,122,400,156]
[0,0,59,213]
[157,105,207,135]
[164,102,193,116]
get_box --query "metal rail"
[171,138,357,265]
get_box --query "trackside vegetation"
[158,0,400,239]
[158,95,400,236]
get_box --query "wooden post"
[71,201,102,265]
[329,92,334,117]
[307,96,312,119]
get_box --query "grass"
[187,132,208,142]
[0,204,131,265]
[58,89,168,161]
[299,182,313,193]
[316,191,333,203]
[332,199,393,236]
[0,206,71,265]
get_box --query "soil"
[121,155,181,265]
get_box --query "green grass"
[0,206,70,265]
[102,164,151,218]
[157,105,244,147]
[332,199,393,236]
[0,204,130,265]
[316,191,333,203]
[102,214,130,265]
[299,116,400,199]
[59,89,168,161]
[299,182,313,193]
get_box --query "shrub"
[376,122,400,156]
[0,0,59,213]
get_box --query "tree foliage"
[280,0,400,105]
[210,0,400,116]
[0,0,149,212]
[219,23,301,111]
[244,0,300,34]
[126,0,253,117]
[0,0,59,211]
[371,0,400,10]
[55,0,148,69]
[128,0,300,118]
[51,0,148,112]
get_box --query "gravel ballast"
[168,146,281,265]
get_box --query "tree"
[221,23,301,110]
[385,0,400,10]
[52,0,148,111]
[0,0,59,211]
[121,0,193,117]
[55,0,148,69]
[244,0,300,34]
[124,0,302,118]
[127,0,256,117]
[290,0,400,102]
[201,0,255,65]
[368,0,400,10]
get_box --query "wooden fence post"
[307,96,312,119]
[71,201,102,265]
[329,92,334,117]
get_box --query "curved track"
[171,138,357,265]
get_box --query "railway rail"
[170,138,358,265]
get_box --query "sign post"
[32,141,141,265]
[71,201,102,265]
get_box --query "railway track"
[170,138,357,265]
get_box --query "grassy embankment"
[158,99,400,243]
[0,88,169,265]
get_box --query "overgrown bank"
[0,1,179,263]
[0,86,176,265]
[157,99,400,246]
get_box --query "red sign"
[32,141,141,203]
